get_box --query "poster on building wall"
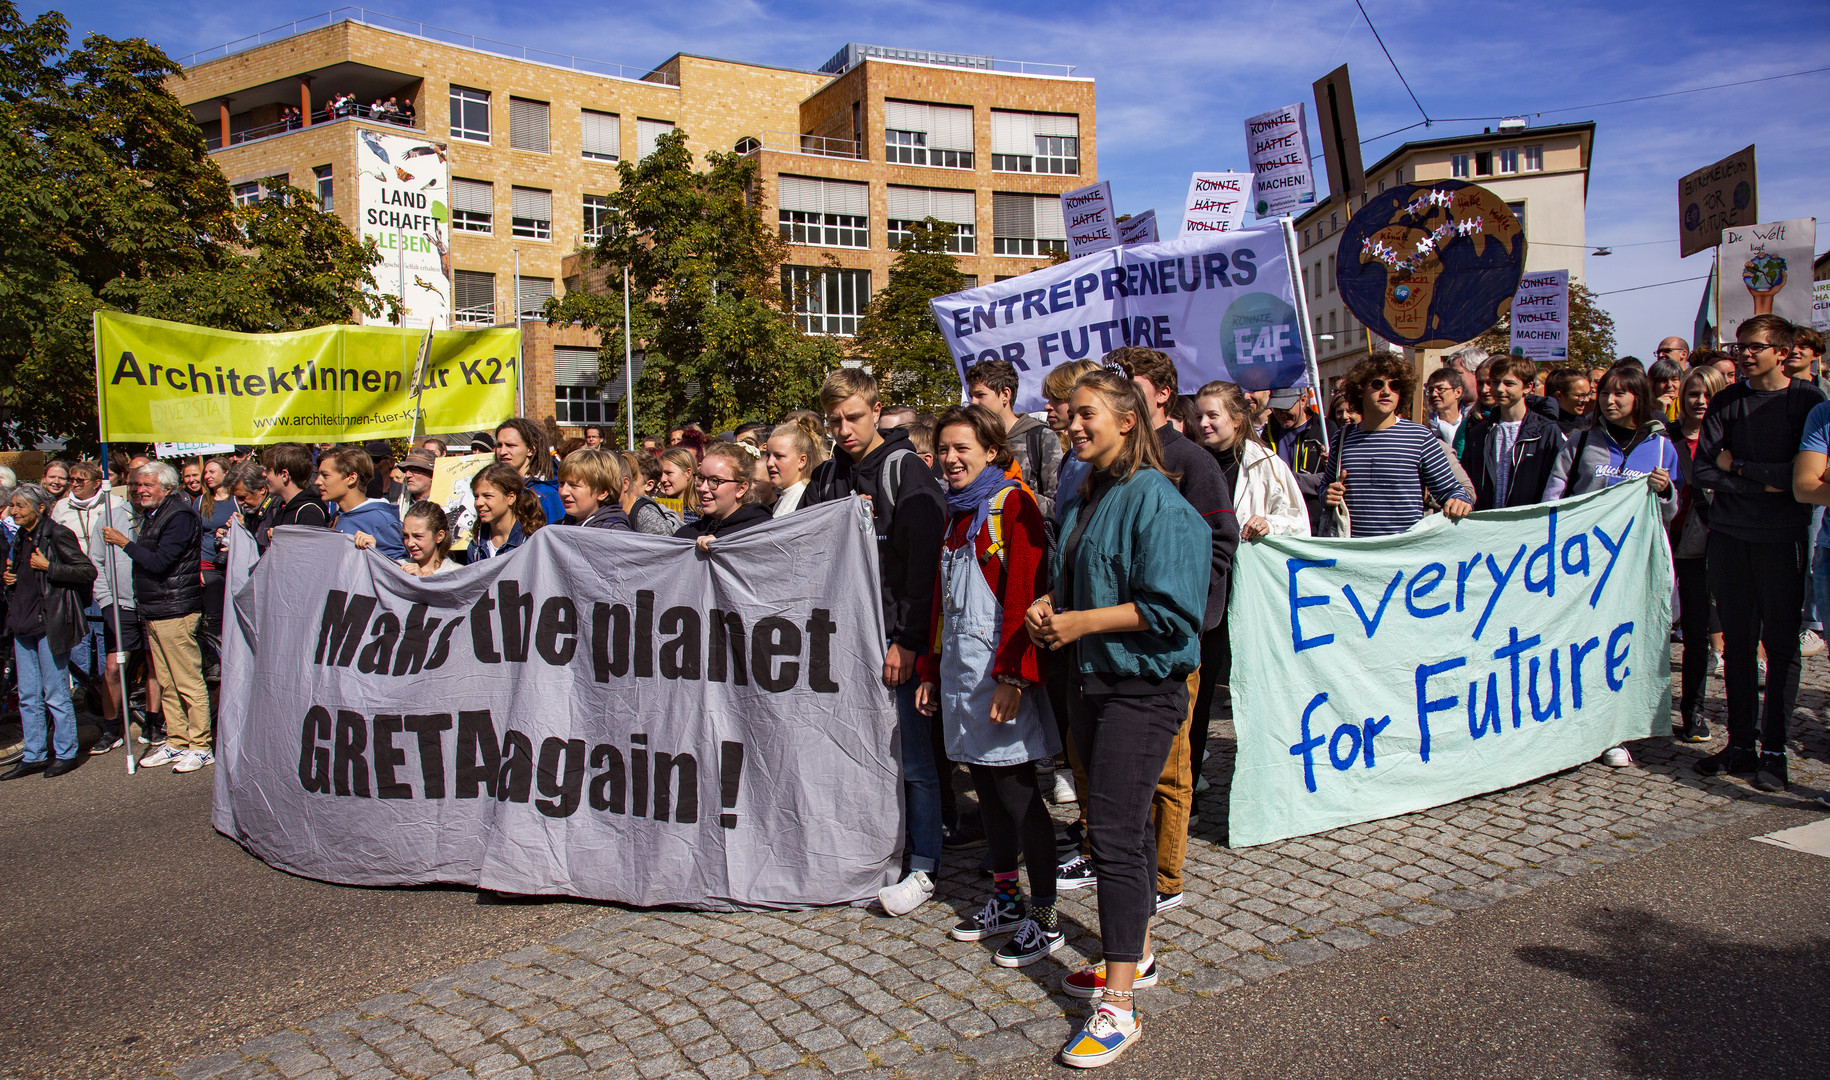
[1181,172,1251,235]
[1118,211,1159,245]
[1063,181,1119,259]
[357,128,452,330]
[1244,104,1315,219]
[1716,218,1816,342]
[1509,269,1568,362]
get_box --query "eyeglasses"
[693,473,740,489]
[1424,385,1455,395]
[1654,347,1683,355]
[1366,378,1398,391]
[1725,342,1780,358]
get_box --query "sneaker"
[1693,746,1760,777]
[1194,774,1211,793]
[137,717,165,747]
[1678,707,1711,743]
[1155,891,1184,913]
[1060,1003,1141,1068]
[1803,630,1826,658]
[951,896,1026,941]
[942,821,987,850]
[1752,752,1789,793]
[1712,651,1724,678]
[996,918,1065,968]
[1048,769,1078,805]
[878,870,934,917]
[139,745,182,768]
[89,732,125,756]
[1062,954,1158,999]
[173,749,215,774]
[1816,792,1830,811]
[1601,746,1632,768]
[1056,853,1097,891]
[1758,657,1767,686]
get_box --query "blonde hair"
[818,368,878,412]
[1072,370,1176,494]
[700,442,759,505]
[1043,359,1102,401]
[774,410,828,465]
[1194,380,1270,453]
[558,447,623,501]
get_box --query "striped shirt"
[1324,419,1472,538]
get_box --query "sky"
[25,0,1830,355]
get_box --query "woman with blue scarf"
[915,405,1059,968]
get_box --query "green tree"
[0,2,396,449]
[851,219,969,412]
[1471,280,1618,371]
[546,129,836,434]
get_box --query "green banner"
[93,311,519,444]
[1227,483,1672,848]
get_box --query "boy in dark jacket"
[1460,355,1567,509]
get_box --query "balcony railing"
[453,305,496,327]
[204,104,420,151]
[746,131,863,160]
[175,7,680,85]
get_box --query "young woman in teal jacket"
[1025,368,1209,1069]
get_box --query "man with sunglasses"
[1694,315,1823,792]
[1655,337,1690,368]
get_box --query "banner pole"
[1281,216,1329,448]
[623,265,635,451]
[93,313,135,775]
[513,248,525,418]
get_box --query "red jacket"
[916,485,1047,687]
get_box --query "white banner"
[930,227,1306,412]
[1118,210,1159,246]
[1245,104,1316,219]
[1717,217,1816,342]
[1182,171,1251,235]
[155,442,237,458]
[1510,269,1569,362]
[1063,181,1119,259]
[357,128,452,330]
[1811,280,1830,334]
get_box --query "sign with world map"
[1334,180,1526,350]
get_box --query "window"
[312,165,333,212]
[734,136,760,155]
[961,275,979,288]
[232,182,261,207]
[511,187,552,240]
[1329,310,1338,334]
[1508,201,1527,236]
[453,270,496,326]
[1313,261,1323,298]
[1327,253,1335,292]
[581,110,620,161]
[990,110,1079,173]
[883,101,974,168]
[1451,153,1470,178]
[1499,147,1519,174]
[450,86,490,142]
[450,178,494,233]
[509,98,549,153]
[782,267,869,335]
[777,175,868,248]
[1302,227,1310,247]
[1329,212,1338,232]
[517,276,554,318]
[886,186,975,252]
[1475,150,1493,176]
[583,195,611,243]
[553,346,610,425]
[1524,145,1543,172]
[991,192,1067,256]
[637,118,674,160]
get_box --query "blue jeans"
[895,679,943,874]
[1814,544,1830,639]
[15,635,78,763]
[67,602,104,679]
[1810,508,1826,631]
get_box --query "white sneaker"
[877,870,934,917]
[173,749,215,773]
[1601,746,1632,768]
[140,745,182,768]
[1195,774,1211,793]
[1803,630,1826,658]
[1049,769,1078,805]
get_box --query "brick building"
[171,15,1094,436]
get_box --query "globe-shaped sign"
[1335,179,1526,349]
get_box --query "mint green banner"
[1227,483,1672,848]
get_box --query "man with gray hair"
[102,462,211,773]
[2,483,96,779]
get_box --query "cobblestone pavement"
[161,651,1830,1080]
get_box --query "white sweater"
[1229,440,1311,537]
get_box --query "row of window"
[1452,144,1544,179]
[448,86,674,160]
[777,177,1066,255]
[880,102,1080,174]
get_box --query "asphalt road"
[990,804,1830,1080]
[0,751,607,1080]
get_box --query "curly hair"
[1340,355,1416,415]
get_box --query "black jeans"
[1674,556,1713,715]
[1705,531,1805,751]
[967,762,1057,907]
[1067,677,1186,963]
[1186,625,1230,780]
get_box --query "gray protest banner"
[212,500,903,910]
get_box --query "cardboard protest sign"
[1063,181,1119,259]
[155,442,238,459]
[212,499,902,909]
[1245,104,1315,218]
[1509,270,1569,362]
[1717,218,1816,342]
[930,226,1306,410]
[427,452,492,549]
[1227,484,1672,847]
[94,312,518,444]
[1311,64,1365,201]
[1678,145,1757,258]
[1813,280,1830,334]
[1181,172,1251,236]
[1118,211,1159,246]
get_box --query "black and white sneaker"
[1057,854,1096,890]
[1154,891,1184,914]
[89,732,125,756]
[994,918,1065,967]
[951,896,1026,941]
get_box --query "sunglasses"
[1366,378,1399,391]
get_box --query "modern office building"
[171,13,1094,433]
[1294,121,1595,394]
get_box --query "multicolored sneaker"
[1061,954,1157,999]
[1060,1003,1141,1068]
[950,896,1025,941]
[994,918,1064,967]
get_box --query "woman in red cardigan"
[916,404,1060,968]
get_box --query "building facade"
[171,16,1093,435]
[1293,121,1595,395]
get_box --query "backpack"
[979,486,1057,594]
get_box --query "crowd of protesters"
[4,315,1828,1068]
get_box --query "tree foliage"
[546,130,838,435]
[851,219,970,412]
[1470,280,1618,370]
[0,2,395,449]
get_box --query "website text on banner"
[211,499,902,910]
[930,227,1305,414]
[1226,484,1672,848]
[94,311,518,444]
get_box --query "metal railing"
[176,7,680,85]
[203,103,420,150]
[453,305,496,327]
[745,131,862,160]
